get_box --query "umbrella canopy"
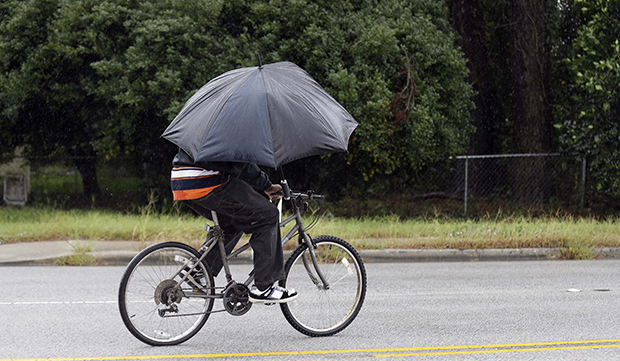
[161,61,358,168]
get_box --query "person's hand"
[265,184,283,201]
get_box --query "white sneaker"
[249,284,298,303]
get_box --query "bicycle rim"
[119,242,214,346]
[280,236,367,336]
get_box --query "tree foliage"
[248,0,474,184]
[0,0,62,160]
[90,0,231,189]
[1,0,474,201]
[0,0,118,196]
[558,0,620,195]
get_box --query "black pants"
[183,178,284,289]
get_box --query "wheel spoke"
[119,243,215,346]
[281,236,366,337]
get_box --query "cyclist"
[170,148,297,303]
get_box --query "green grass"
[53,240,96,266]
[0,207,207,247]
[29,165,83,195]
[54,253,96,266]
[1,208,619,257]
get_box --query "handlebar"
[291,191,325,201]
[272,190,324,201]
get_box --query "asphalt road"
[1,260,619,360]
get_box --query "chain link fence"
[407,153,586,216]
[1,153,590,216]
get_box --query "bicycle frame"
[118,177,367,345]
[174,189,330,301]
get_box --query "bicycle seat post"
[210,210,220,227]
[211,210,234,283]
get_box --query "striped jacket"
[170,149,273,201]
[170,167,230,201]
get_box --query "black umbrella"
[161,61,358,168]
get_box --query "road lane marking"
[0,301,117,305]
[375,342,620,357]
[2,339,620,360]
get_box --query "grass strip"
[1,208,619,254]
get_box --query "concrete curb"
[359,248,562,263]
[357,248,620,262]
[93,247,620,265]
[1,240,620,266]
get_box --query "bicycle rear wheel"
[118,242,214,346]
[280,235,367,336]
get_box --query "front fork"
[298,222,330,290]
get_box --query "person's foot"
[249,284,298,303]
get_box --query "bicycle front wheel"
[280,235,367,337]
[118,242,214,346]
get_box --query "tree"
[558,0,620,201]
[510,0,554,204]
[91,0,230,191]
[2,0,475,204]
[447,0,509,199]
[0,0,60,163]
[511,0,553,155]
[447,0,558,204]
[0,0,124,198]
[245,0,475,194]
[0,0,228,199]
[448,0,505,156]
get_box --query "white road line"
[0,300,117,305]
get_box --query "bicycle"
[118,181,367,346]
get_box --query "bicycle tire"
[280,235,367,337]
[118,241,215,346]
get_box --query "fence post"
[464,157,468,217]
[580,158,586,208]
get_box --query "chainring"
[223,283,252,316]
